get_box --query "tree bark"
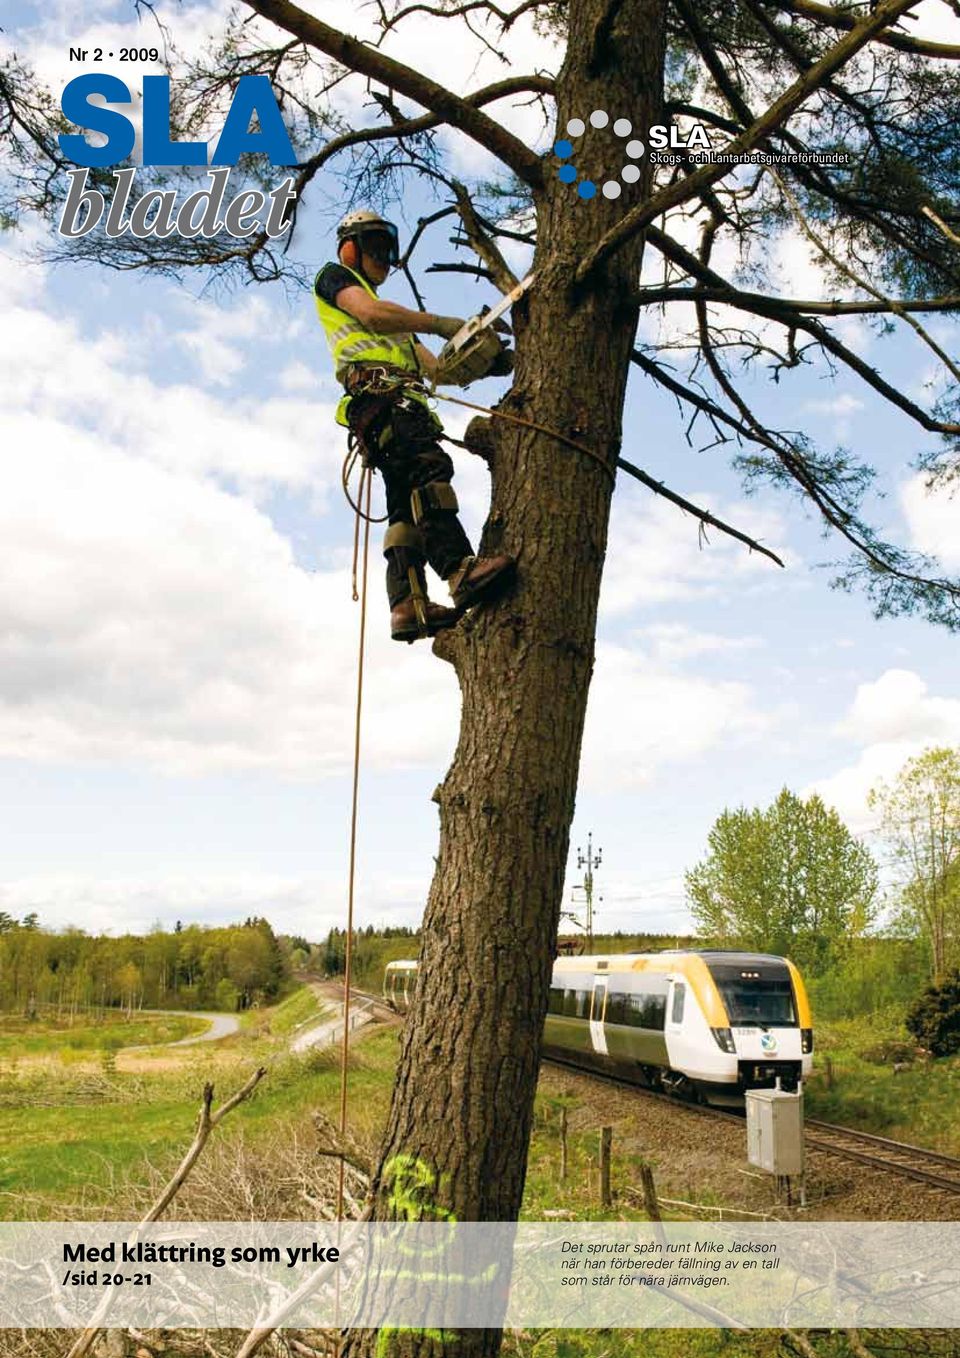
[346,3,666,1355]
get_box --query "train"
[383,959,418,1011]
[383,949,813,1106]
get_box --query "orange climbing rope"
[337,466,372,1223]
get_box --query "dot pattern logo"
[553,110,645,201]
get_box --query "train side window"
[627,993,667,1030]
[548,988,564,1015]
[671,983,685,1024]
[575,989,591,1019]
[605,991,628,1025]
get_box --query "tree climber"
[315,209,516,642]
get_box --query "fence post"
[639,1162,661,1222]
[599,1126,612,1208]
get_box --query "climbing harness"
[341,365,617,538]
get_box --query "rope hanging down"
[337,466,372,1225]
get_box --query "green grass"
[0,1012,208,1058]
[258,983,327,1036]
[501,1333,792,1358]
[5,985,960,1224]
[803,1011,960,1151]
[0,1012,400,1217]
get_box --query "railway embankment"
[530,1062,960,1222]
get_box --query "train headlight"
[711,1026,736,1054]
[801,1028,814,1054]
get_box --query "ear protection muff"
[339,238,360,270]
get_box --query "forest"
[0,915,289,1014]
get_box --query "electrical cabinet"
[746,1087,804,1176]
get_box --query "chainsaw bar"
[471,270,536,338]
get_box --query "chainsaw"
[433,272,535,389]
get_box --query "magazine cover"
[2,0,960,1355]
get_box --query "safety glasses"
[359,224,400,267]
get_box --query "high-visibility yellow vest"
[314,264,428,427]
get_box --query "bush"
[859,1038,918,1066]
[806,937,927,1019]
[906,971,960,1057]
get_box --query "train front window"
[714,977,796,1026]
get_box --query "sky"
[1,0,959,943]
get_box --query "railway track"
[543,1054,960,1197]
[803,1119,960,1195]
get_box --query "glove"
[486,346,515,378]
[432,315,468,340]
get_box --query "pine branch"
[645,226,960,435]
[616,458,786,566]
[293,75,553,195]
[575,0,922,284]
[768,0,960,60]
[636,284,960,316]
[374,0,548,36]
[242,0,545,186]
[450,179,520,292]
[670,0,960,290]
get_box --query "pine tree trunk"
[346,4,665,1354]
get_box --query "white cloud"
[0,230,497,784]
[901,473,960,569]
[807,742,916,835]
[279,360,321,392]
[0,869,431,938]
[176,293,275,387]
[11,0,236,94]
[0,276,343,500]
[809,669,960,830]
[797,391,866,442]
[601,489,790,614]
[911,0,960,44]
[0,407,462,777]
[844,669,960,746]
[579,642,773,790]
[632,623,763,665]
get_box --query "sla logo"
[553,109,711,200]
[760,1033,778,1054]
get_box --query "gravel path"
[125,1010,241,1051]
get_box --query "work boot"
[448,554,517,611]
[390,597,459,644]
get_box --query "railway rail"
[803,1119,960,1195]
[543,1054,960,1197]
